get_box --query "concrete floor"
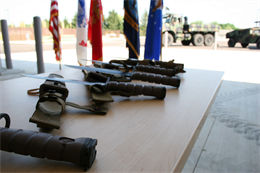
[1,46,260,173]
[182,80,260,173]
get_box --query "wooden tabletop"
[0,67,224,172]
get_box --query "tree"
[43,19,49,28]
[210,21,219,26]
[19,21,25,27]
[219,23,238,30]
[103,10,123,31]
[25,24,31,28]
[71,12,77,28]
[140,9,148,36]
[190,21,204,25]
[63,17,70,28]
[190,21,239,30]
[118,15,124,33]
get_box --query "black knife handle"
[107,81,166,99]
[131,72,180,88]
[0,113,97,172]
[154,61,184,70]
[135,65,176,76]
[0,127,97,171]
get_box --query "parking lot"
[1,36,259,55]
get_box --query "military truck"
[162,13,219,46]
[226,27,260,49]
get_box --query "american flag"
[49,0,62,61]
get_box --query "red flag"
[88,0,103,61]
[49,0,62,61]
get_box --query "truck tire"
[193,34,204,46]
[241,43,249,48]
[257,40,260,49]
[162,33,174,46]
[204,34,214,46]
[181,40,191,46]
[228,38,236,47]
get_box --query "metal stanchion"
[33,16,45,74]
[1,20,13,69]
[0,52,4,72]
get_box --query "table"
[0,67,224,172]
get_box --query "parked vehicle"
[162,13,219,46]
[226,27,260,49]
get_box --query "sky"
[0,0,260,29]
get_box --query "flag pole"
[160,31,162,61]
[59,60,61,70]
[59,27,62,70]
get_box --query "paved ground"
[182,80,260,173]
[1,37,259,54]
[0,38,260,173]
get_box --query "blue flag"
[144,0,163,61]
[124,0,140,59]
